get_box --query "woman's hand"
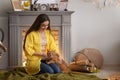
[40,53,47,60]
[51,54,62,64]
[47,51,54,60]
[33,52,47,60]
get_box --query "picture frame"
[11,0,22,11]
[59,0,68,11]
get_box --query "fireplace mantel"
[8,11,74,68]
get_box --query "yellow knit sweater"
[24,30,59,75]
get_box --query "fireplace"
[8,11,74,68]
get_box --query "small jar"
[20,0,31,11]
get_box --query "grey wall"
[0,0,120,69]
[0,0,12,17]
[68,0,120,65]
[0,0,12,69]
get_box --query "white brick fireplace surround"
[8,11,74,68]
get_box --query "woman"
[23,14,61,75]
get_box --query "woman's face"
[39,21,49,31]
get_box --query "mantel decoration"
[31,0,59,11]
[59,0,68,11]
[11,0,31,11]
[81,0,120,9]
[11,0,69,11]
[20,0,31,10]
[11,0,22,11]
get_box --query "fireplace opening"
[22,28,61,66]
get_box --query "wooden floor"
[90,65,120,79]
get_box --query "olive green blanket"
[0,67,102,80]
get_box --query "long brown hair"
[23,14,51,50]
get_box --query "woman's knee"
[49,63,61,73]
[54,68,61,73]
[40,62,54,74]
[47,68,54,74]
